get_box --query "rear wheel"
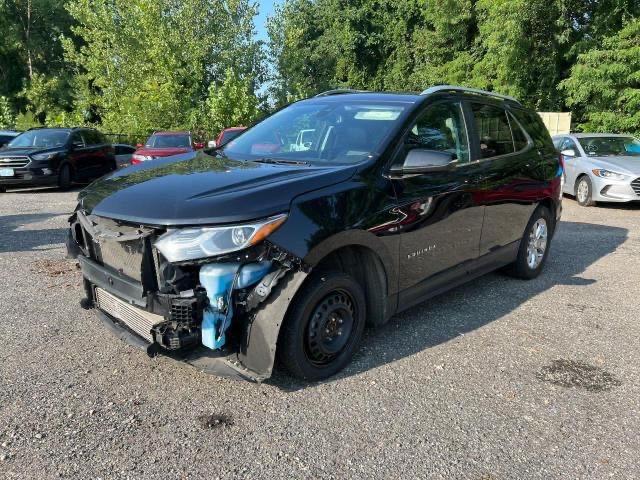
[504,206,552,280]
[576,175,595,207]
[278,271,366,381]
[57,164,73,190]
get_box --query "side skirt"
[396,241,519,314]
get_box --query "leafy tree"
[200,68,261,137]
[0,96,15,128]
[0,0,74,114]
[561,18,640,133]
[65,0,262,133]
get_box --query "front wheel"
[277,271,366,381]
[504,206,552,280]
[576,175,595,207]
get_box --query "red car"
[212,127,247,148]
[131,131,204,165]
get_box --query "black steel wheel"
[278,271,366,381]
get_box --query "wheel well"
[312,246,391,327]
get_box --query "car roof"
[0,130,19,136]
[302,92,424,104]
[223,127,246,132]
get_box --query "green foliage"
[269,0,640,133]
[561,18,640,133]
[200,68,261,137]
[0,96,15,129]
[64,0,262,134]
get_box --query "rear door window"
[470,103,515,159]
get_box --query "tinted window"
[83,130,100,145]
[8,129,70,148]
[509,113,529,151]
[512,109,554,151]
[407,101,470,164]
[69,132,85,147]
[471,103,514,159]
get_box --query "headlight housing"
[592,169,627,181]
[155,214,288,262]
[31,152,57,162]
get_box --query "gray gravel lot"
[0,187,639,479]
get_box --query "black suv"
[68,86,562,381]
[0,127,116,192]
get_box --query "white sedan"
[553,133,640,206]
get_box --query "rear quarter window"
[511,108,554,152]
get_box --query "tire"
[503,206,552,280]
[575,175,595,207]
[277,271,366,381]
[57,164,73,190]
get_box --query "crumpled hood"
[78,151,357,226]
[587,156,640,176]
[134,146,193,158]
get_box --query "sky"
[256,0,277,42]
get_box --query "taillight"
[558,152,565,172]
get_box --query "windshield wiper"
[253,157,309,166]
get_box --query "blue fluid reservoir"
[199,261,272,350]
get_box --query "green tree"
[200,68,261,137]
[65,0,262,133]
[561,18,640,133]
[0,96,15,128]
[0,0,75,118]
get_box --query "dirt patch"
[197,413,235,430]
[30,259,79,277]
[537,359,622,392]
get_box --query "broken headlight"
[154,214,287,262]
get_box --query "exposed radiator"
[95,288,164,342]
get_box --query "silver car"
[553,133,640,206]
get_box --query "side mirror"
[208,140,217,148]
[194,142,205,150]
[561,149,576,157]
[392,149,457,175]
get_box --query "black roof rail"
[314,89,369,97]
[421,85,521,104]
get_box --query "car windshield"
[223,101,409,164]
[221,129,244,144]
[580,137,640,157]
[8,129,70,148]
[146,134,191,148]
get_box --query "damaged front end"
[68,210,308,382]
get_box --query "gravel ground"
[0,187,639,479]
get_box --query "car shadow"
[269,220,628,391]
[0,213,68,253]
